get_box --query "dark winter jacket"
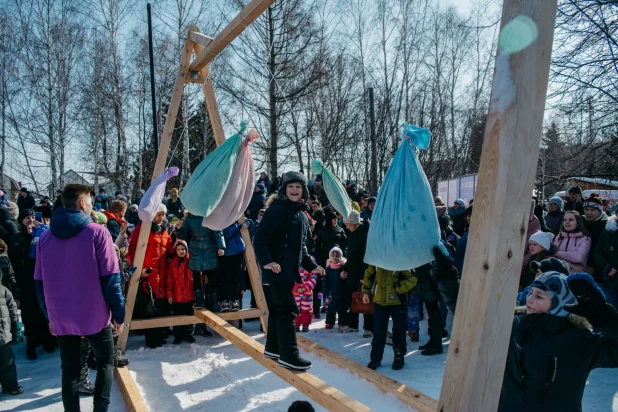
[222,221,253,256]
[454,230,468,276]
[360,208,373,222]
[544,210,565,235]
[448,207,467,237]
[583,213,609,276]
[498,311,618,412]
[0,252,19,300]
[166,197,184,219]
[176,214,225,272]
[0,208,19,246]
[346,185,360,202]
[315,225,347,268]
[103,210,124,243]
[413,263,440,302]
[310,208,326,235]
[323,259,347,313]
[254,198,317,284]
[247,190,266,218]
[52,195,63,212]
[520,244,558,289]
[126,209,141,226]
[595,215,618,280]
[564,200,585,215]
[95,194,109,211]
[17,193,35,213]
[0,285,19,345]
[342,222,370,295]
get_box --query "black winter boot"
[392,349,405,370]
[421,309,444,356]
[78,363,95,396]
[367,360,381,370]
[278,354,312,371]
[26,338,37,360]
[115,346,130,368]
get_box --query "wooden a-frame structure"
[114,0,560,411]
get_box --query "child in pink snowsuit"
[293,268,317,332]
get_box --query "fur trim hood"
[514,306,592,330]
[606,215,617,232]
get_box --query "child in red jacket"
[293,268,317,332]
[166,240,196,344]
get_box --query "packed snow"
[3,293,618,411]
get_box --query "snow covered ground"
[3,293,618,411]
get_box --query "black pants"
[144,299,171,348]
[264,282,299,361]
[326,310,346,326]
[58,325,114,412]
[371,303,407,363]
[172,302,195,340]
[0,343,17,391]
[218,254,243,301]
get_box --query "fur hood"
[606,215,618,232]
[265,194,279,209]
[514,306,592,330]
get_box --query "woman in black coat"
[499,272,618,412]
[341,211,373,335]
[8,210,55,360]
[253,171,324,371]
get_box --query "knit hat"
[256,183,265,191]
[454,199,465,207]
[529,231,555,251]
[130,204,138,210]
[19,187,28,194]
[583,195,603,212]
[530,257,570,276]
[96,212,108,224]
[329,246,343,257]
[18,209,35,224]
[277,171,309,202]
[174,239,188,251]
[548,196,563,210]
[137,189,145,195]
[568,186,582,195]
[434,196,444,205]
[530,271,577,317]
[343,210,362,225]
[157,203,167,214]
[367,197,377,205]
[324,207,337,222]
[2,201,19,219]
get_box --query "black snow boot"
[78,363,95,396]
[278,354,312,371]
[421,309,444,356]
[367,360,381,370]
[115,346,130,368]
[26,338,37,360]
[392,349,405,370]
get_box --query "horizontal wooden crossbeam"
[189,0,277,72]
[114,367,149,412]
[129,309,263,330]
[193,309,372,412]
[297,336,438,412]
[188,31,214,47]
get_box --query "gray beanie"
[530,271,577,317]
[2,201,19,220]
[549,196,563,210]
[277,171,309,202]
[343,210,362,225]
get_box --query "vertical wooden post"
[118,36,194,353]
[438,1,558,411]
[191,28,269,332]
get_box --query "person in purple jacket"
[34,184,125,412]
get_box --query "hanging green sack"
[181,121,246,218]
[311,160,352,219]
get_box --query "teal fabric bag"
[364,123,443,270]
[181,121,246,217]
[311,160,352,219]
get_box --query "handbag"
[351,283,374,315]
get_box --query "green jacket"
[362,265,417,306]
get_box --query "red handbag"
[351,284,374,315]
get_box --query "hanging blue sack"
[310,160,352,219]
[181,121,246,217]
[364,123,443,271]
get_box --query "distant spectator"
[564,186,585,215]
[16,188,35,213]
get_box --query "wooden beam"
[438,1,558,411]
[188,30,214,47]
[118,34,194,354]
[218,307,262,321]
[192,30,270,332]
[194,309,372,412]
[129,315,203,330]
[297,336,438,412]
[115,367,149,412]
[189,0,277,73]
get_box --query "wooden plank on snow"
[114,367,149,412]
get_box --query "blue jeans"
[407,292,420,333]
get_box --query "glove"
[11,321,23,344]
[565,273,613,327]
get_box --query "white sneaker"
[363,330,373,338]
[339,326,359,333]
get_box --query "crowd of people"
[0,176,616,411]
